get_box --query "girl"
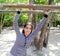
[9,11,49,56]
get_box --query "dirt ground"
[0,28,60,56]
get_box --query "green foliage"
[3,13,14,27]
[54,0,60,3]
[3,17,13,27]
[35,0,60,4]
[57,25,60,28]
[0,0,28,4]
[35,0,48,4]
[0,0,29,27]
[0,0,60,27]
[51,13,60,27]
[18,0,29,4]
[38,13,44,22]
[18,13,28,26]
[2,13,28,27]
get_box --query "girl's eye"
[26,27,31,29]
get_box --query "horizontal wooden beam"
[0,4,60,9]
[0,10,42,13]
[0,10,60,14]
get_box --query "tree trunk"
[48,0,54,5]
[32,14,38,46]
[38,15,50,50]
[37,0,54,50]
[44,0,54,47]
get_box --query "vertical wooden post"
[43,0,54,47]
[38,14,50,50]
[28,0,33,22]
[37,0,54,50]
[0,19,2,33]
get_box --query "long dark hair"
[22,22,33,35]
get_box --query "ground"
[0,27,60,56]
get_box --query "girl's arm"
[13,11,20,36]
[29,15,48,38]
[26,14,48,46]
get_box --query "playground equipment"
[0,4,60,50]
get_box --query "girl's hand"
[44,10,50,18]
[17,11,20,14]
[44,10,49,15]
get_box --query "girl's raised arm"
[13,11,21,36]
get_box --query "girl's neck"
[23,33,29,37]
[25,34,29,37]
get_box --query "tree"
[38,0,54,50]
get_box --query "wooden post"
[0,21,1,33]
[38,14,50,50]
[37,0,54,50]
[28,0,33,22]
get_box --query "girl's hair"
[22,22,33,34]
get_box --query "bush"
[52,20,60,27]
[3,13,28,27]
[3,13,14,27]
[3,18,13,27]
[18,13,28,26]
[57,25,60,28]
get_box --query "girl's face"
[23,24,32,37]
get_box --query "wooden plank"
[0,10,41,13]
[0,4,60,9]
[0,10,60,14]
